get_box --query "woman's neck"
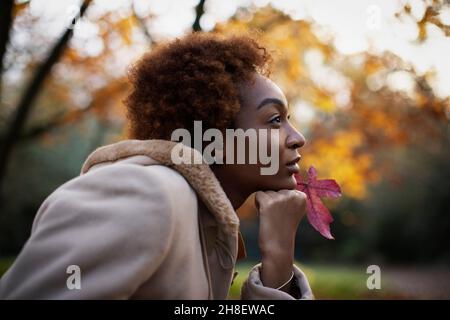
[210,166,251,210]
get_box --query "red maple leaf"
[295,166,342,240]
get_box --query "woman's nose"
[286,127,306,149]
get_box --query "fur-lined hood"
[80,139,240,235]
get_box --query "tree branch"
[0,0,14,102]
[0,0,92,194]
[192,0,206,32]
[19,107,92,141]
[131,1,155,46]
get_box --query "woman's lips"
[286,156,301,174]
[286,163,300,174]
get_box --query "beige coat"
[0,139,313,300]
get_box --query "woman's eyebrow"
[257,98,287,111]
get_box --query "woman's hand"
[255,189,307,291]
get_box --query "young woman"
[0,32,313,300]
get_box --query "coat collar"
[80,139,240,236]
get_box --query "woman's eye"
[269,116,281,124]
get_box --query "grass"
[0,257,404,299]
[0,257,15,277]
[228,262,404,299]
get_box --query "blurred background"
[0,0,449,299]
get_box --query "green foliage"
[229,262,403,299]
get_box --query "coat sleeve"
[0,164,175,299]
[240,263,314,300]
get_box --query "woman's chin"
[264,174,297,191]
[285,174,298,189]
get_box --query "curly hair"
[124,32,271,140]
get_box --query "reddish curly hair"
[124,32,271,140]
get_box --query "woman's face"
[219,73,306,193]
